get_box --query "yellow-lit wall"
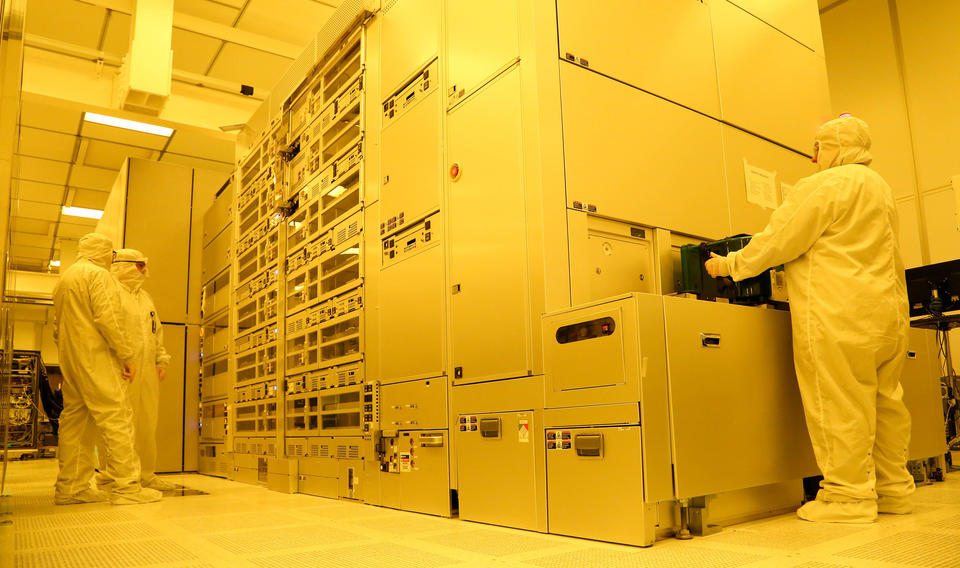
[822,0,959,364]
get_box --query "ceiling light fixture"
[49,260,61,267]
[84,112,174,137]
[62,206,104,219]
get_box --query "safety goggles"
[115,260,147,270]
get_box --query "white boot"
[877,494,914,514]
[54,487,110,505]
[110,487,162,505]
[797,498,877,523]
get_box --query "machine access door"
[663,296,818,498]
[546,425,655,547]
[456,411,544,531]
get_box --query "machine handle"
[575,434,603,457]
[479,418,501,439]
[700,333,721,348]
[419,434,444,447]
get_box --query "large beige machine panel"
[379,223,445,383]
[444,0,518,108]
[376,430,451,516]
[157,324,186,473]
[567,212,656,305]
[546,425,655,547]
[560,63,728,240]
[664,297,818,498]
[202,183,233,248]
[380,64,442,230]
[125,160,194,323]
[379,0,440,95]
[455,410,546,531]
[903,328,948,460]
[727,0,824,54]
[722,125,816,235]
[380,377,448,430]
[541,293,673,504]
[711,0,831,154]
[201,227,232,284]
[447,67,531,384]
[556,0,720,117]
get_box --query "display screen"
[555,317,616,344]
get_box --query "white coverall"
[710,116,914,522]
[110,249,173,489]
[53,233,161,505]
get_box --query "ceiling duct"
[114,0,173,115]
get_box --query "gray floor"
[1,459,959,567]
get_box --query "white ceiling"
[12,0,342,273]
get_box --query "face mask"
[112,262,147,290]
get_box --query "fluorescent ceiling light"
[62,206,104,219]
[49,260,61,267]
[328,185,347,198]
[344,247,360,255]
[84,112,173,137]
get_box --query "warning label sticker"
[518,419,530,443]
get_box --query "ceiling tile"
[160,152,234,173]
[19,98,83,135]
[164,130,234,163]
[58,221,99,239]
[172,28,221,75]
[11,232,54,250]
[18,126,77,162]
[14,155,70,185]
[69,164,119,191]
[11,217,53,235]
[207,43,292,92]
[79,120,172,150]
[13,200,61,221]
[83,139,154,170]
[24,0,106,50]
[174,0,241,26]
[237,0,336,47]
[71,188,110,210]
[101,10,131,55]
[13,180,65,205]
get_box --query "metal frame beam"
[76,0,302,58]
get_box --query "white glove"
[705,252,731,278]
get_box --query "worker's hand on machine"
[157,366,167,382]
[705,253,731,279]
[122,362,136,382]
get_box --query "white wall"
[823,0,960,368]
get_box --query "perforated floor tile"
[700,516,871,550]
[249,542,465,568]
[13,539,198,568]
[928,513,960,530]
[5,459,960,568]
[427,529,563,557]
[15,521,159,549]
[13,509,136,530]
[203,524,369,554]
[518,546,766,568]
[172,511,309,532]
[836,531,960,567]
[343,513,459,535]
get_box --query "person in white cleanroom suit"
[52,233,162,505]
[705,116,914,523]
[106,249,175,491]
